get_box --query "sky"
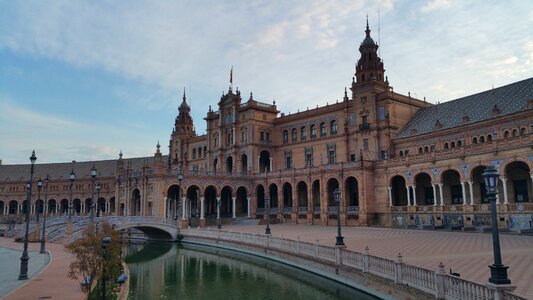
[1,0,532,164]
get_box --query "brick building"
[1,22,532,231]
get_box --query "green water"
[125,242,379,300]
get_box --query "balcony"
[358,123,370,131]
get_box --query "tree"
[65,222,121,296]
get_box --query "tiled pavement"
[223,224,533,299]
[0,238,84,300]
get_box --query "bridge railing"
[179,229,529,300]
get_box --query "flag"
[230,66,233,86]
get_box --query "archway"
[391,176,407,206]
[204,186,217,218]
[441,170,462,205]
[297,181,308,209]
[130,189,141,216]
[414,173,433,205]
[73,198,81,215]
[236,187,248,216]
[256,185,265,212]
[282,182,292,212]
[167,185,180,219]
[268,184,278,209]
[312,180,320,212]
[84,198,91,215]
[35,199,44,215]
[186,186,199,221]
[109,197,116,213]
[221,186,233,217]
[0,201,4,215]
[344,177,359,207]
[60,199,69,214]
[471,166,488,204]
[9,200,18,214]
[48,199,57,214]
[259,151,271,172]
[504,161,531,202]
[97,197,106,217]
[326,178,339,207]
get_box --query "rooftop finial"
[183,87,186,102]
[119,149,123,159]
[157,140,160,149]
[366,15,370,36]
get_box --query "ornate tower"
[354,17,385,85]
[169,89,196,168]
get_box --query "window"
[424,146,429,153]
[283,130,289,144]
[399,151,404,157]
[192,149,197,159]
[227,133,231,145]
[301,127,307,141]
[260,132,265,141]
[285,152,292,169]
[310,124,317,139]
[327,143,336,164]
[320,122,326,137]
[350,154,356,161]
[451,185,463,204]
[349,113,355,125]
[203,146,207,157]
[378,106,385,120]
[444,143,449,149]
[214,135,218,147]
[363,139,369,150]
[330,120,337,135]
[418,147,423,154]
[487,134,492,142]
[480,136,485,143]
[292,128,297,142]
[198,147,202,158]
[362,116,368,125]
[266,132,270,142]
[472,137,478,144]
[457,140,462,147]
[305,147,313,166]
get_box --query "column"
[31,204,35,215]
[412,185,417,206]
[164,198,168,218]
[501,177,509,204]
[200,197,205,220]
[438,184,444,206]
[247,197,251,217]
[56,204,59,215]
[18,204,21,214]
[182,197,187,219]
[232,197,236,218]
[269,157,273,171]
[406,186,411,206]
[460,182,467,205]
[81,203,85,215]
[257,156,261,172]
[232,127,236,145]
[468,181,474,205]
[387,187,392,206]
[432,184,437,206]
[216,197,221,220]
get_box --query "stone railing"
[181,229,527,300]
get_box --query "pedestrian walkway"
[0,238,84,300]
[222,224,533,299]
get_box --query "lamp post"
[40,175,49,254]
[18,150,36,280]
[90,165,97,222]
[101,236,111,300]
[36,178,42,222]
[68,169,75,220]
[96,184,101,217]
[483,167,511,285]
[217,197,222,229]
[177,169,184,221]
[265,195,271,235]
[334,188,345,246]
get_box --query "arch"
[60,199,69,214]
[504,130,510,138]
[487,134,493,142]
[320,122,326,136]
[97,197,106,217]
[187,186,200,220]
[301,126,307,141]
[480,136,485,143]
[520,127,527,135]
[391,175,407,206]
[226,156,233,173]
[204,186,217,218]
[236,186,248,216]
[344,177,359,207]
[472,137,478,144]
[291,128,298,142]
[457,140,462,147]
[268,184,278,208]
[310,124,316,139]
[444,142,449,149]
[8,200,18,214]
[283,130,289,143]
[424,146,429,153]
[35,199,44,214]
[450,141,456,148]
[512,129,518,137]
[84,198,91,214]
[241,154,248,173]
[282,182,292,211]
[326,178,340,207]
[73,198,81,214]
[471,165,489,204]
[131,189,141,216]
[109,197,116,213]
[503,161,531,203]
[441,169,462,205]
[259,150,271,172]
[312,180,320,211]
[213,158,218,172]
[297,181,308,208]
[220,186,233,216]
[418,147,423,154]
[256,184,265,211]
[0,201,4,215]
[330,120,337,135]
[48,199,57,214]
[414,172,434,205]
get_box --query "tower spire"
[366,15,370,37]
[182,87,186,102]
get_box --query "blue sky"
[1,0,532,164]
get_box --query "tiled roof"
[0,156,167,182]
[396,77,533,138]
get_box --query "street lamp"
[36,178,42,222]
[40,175,49,254]
[334,188,345,246]
[177,169,184,221]
[265,195,271,235]
[19,150,36,280]
[68,169,76,220]
[217,197,222,229]
[96,184,101,217]
[90,165,97,222]
[101,236,111,300]
[483,167,511,285]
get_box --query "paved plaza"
[223,224,533,299]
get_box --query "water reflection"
[125,242,379,300]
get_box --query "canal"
[125,242,380,299]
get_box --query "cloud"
[420,0,450,13]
